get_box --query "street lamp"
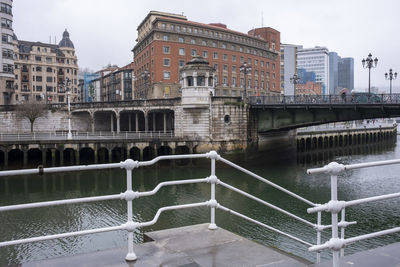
[290,73,300,95]
[362,53,378,97]
[64,78,72,140]
[385,69,397,96]
[141,70,149,100]
[239,63,252,100]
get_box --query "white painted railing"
[0,151,398,266]
[307,159,400,267]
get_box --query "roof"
[17,40,65,57]
[58,29,74,48]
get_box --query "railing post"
[340,208,346,257]
[121,159,138,261]
[208,151,218,230]
[331,174,340,267]
[316,211,322,263]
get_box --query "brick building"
[132,11,280,99]
[296,81,322,95]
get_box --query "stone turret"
[179,56,215,108]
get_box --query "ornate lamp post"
[290,73,300,95]
[385,69,397,96]
[362,53,378,97]
[141,70,149,100]
[239,63,252,100]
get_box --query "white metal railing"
[307,159,400,267]
[0,151,398,266]
[0,131,175,141]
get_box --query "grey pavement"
[19,223,311,267]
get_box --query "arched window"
[187,76,193,86]
[46,67,52,73]
[197,76,205,86]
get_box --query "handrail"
[0,150,321,263]
[307,159,400,267]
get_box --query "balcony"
[21,79,29,83]
[22,68,29,73]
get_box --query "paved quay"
[18,224,311,267]
[313,242,400,267]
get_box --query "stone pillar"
[91,113,95,134]
[193,72,198,86]
[94,149,98,164]
[135,113,139,132]
[42,149,46,166]
[145,113,149,132]
[60,149,64,166]
[4,149,8,168]
[127,146,131,159]
[205,73,209,86]
[163,112,167,133]
[108,149,112,163]
[128,113,132,132]
[116,113,120,133]
[110,113,114,132]
[139,148,143,161]
[182,73,187,87]
[51,149,56,166]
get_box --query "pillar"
[182,73,187,87]
[116,113,120,133]
[163,112,167,133]
[145,113,148,132]
[205,73,209,86]
[94,150,98,164]
[51,149,56,166]
[139,148,143,161]
[91,113,95,133]
[152,113,156,132]
[193,72,198,86]
[110,113,114,132]
[42,149,46,166]
[23,149,28,167]
[108,149,112,163]
[75,150,80,165]
[127,147,131,159]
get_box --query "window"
[272,63,275,70]
[223,76,228,86]
[176,26,181,32]
[2,48,12,59]
[46,67,52,72]
[239,47,243,52]
[223,64,228,71]
[178,37,184,43]
[202,40,207,46]
[179,48,185,55]
[171,25,175,31]
[36,76,42,82]
[223,54,227,61]
[232,77,236,86]
[36,85,43,92]
[191,38,196,44]
[212,42,217,47]
[255,59,258,66]
[231,45,236,50]
[179,60,185,67]
[35,56,42,62]
[163,35,169,41]
[2,64,12,73]
[248,58,252,64]
[0,3,12,15]
[36,66,42,72]
[46,57,52,63]
[213,63,218,70]
[272,73,275,79]
[232,55,236,62]
[191,49,197,56]
[46,76,53,82]
[161,23,166,29]
[213,52,218,59]
[261,61,264,67]
[1,18,12,29]
[202,51,208,58]
[163,58,170,66]
[232,66,236,72]
[163,46,170,54]
[188,27,192,33]
[247,79,251,87]
[182,26,186,32]
[240,56,244,63]
[163,71,170,79]
[222,43,226,49]
[1,33,11,43]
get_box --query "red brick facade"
[132,11,281,99]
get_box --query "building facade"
[13,29,79,103]
[338,57,354,91]
[132,11,280,99]
[0,0,14,105]
[297,46,329,95]
[329,52,338,95]
[280,44,298,95]
[296,81,322,95]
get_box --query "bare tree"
[15,100,47,133]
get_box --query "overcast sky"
[13,0,400,92]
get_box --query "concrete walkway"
[20,224,311,267]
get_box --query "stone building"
[132,11,280,100]
[0,0,14,105]
[12,29,79,103]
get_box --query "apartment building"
[13,29,79,103]
[132,11,280,99]
[0,0,14,104]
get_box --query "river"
[0,136,400,265]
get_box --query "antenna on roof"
[261,12,264,27]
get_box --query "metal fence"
[0,151,398,266]
[0,131,175,141]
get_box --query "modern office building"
[297,68,316,84]
[132,11,281,99]
[338,57,354,91]
[297,46,329,95]
[329,52,338,95]
[280,44,298,95]
[0,0,15,105]
[13,29,80,103]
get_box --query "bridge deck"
[18,224,310,267]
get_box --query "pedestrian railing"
[0,131,175,141]
[0,151,399,266]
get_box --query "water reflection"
[0,137,399,265]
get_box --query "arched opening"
[129,147,141,161]
[80,147,95,165]
[63,148,76,165]
[329,136,334,147]
[45,149,60,166]
[305,138,311,150]
[317,137,323,148]
[97,147,109,163]
[339,136,343,146]
[157,146,172,166]
[0,150,4,168]
[112,147,127,163]
[94,111,116,132]
[323,137,328,148]
[8,149,24,168]
[120,111,145,132]
[312,137,317,149]
[143,146,155,161]
[27,148,42,167]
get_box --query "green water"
[0,140,400,265]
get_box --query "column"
[163,112,167,133]
[135,113,139,132]
[127,146,131,159]
[108,149,112,163]
[182,73,187,87]
[139,148,143,161]
[51,149,56,166]
[205,73,209,86]
[23,149,28,167]
[128,113,132,132]
[144,113,148,132]
[116,113,120,133]
[193,72,198,87]
[91,113,95,133]
[94,149,98,164]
